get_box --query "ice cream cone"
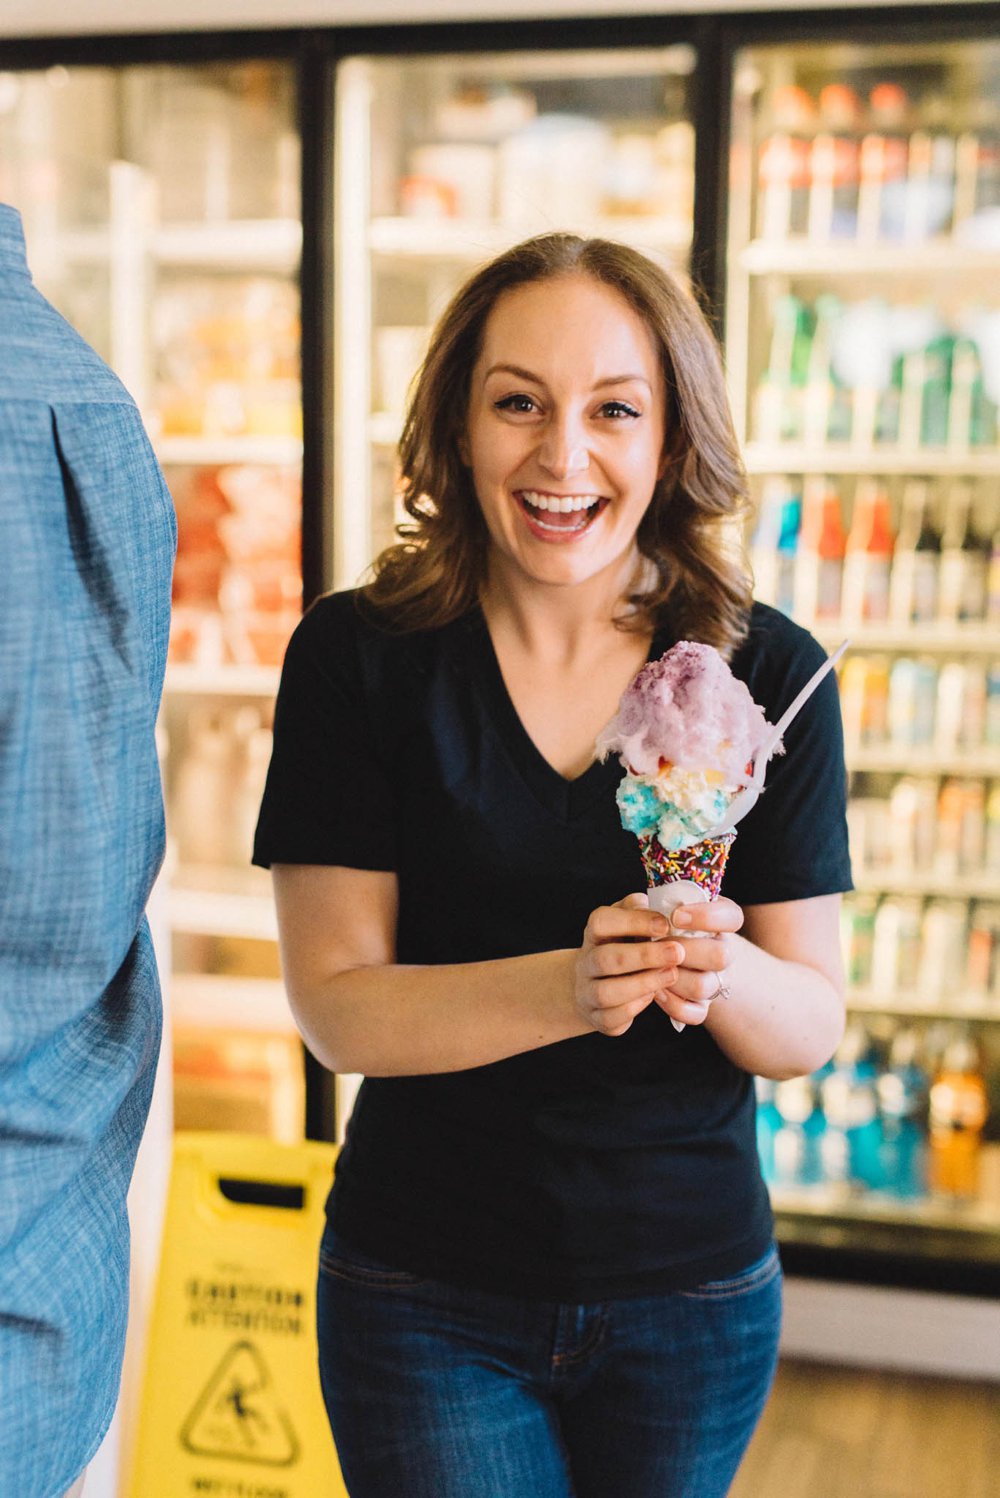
[639,831,736,1034]
[639,830,736,899]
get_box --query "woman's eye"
[601,400,641,420]
[494,394,539,415]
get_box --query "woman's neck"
[480,551,648,666]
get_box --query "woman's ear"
[457,430,471,466]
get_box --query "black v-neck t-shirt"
[254,589,852,1299]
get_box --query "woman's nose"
[538,416,589,480]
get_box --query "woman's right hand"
[573,893,683,1037]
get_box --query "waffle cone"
[639,830,736,900]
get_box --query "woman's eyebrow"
[483,363,651,391]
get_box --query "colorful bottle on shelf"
[793,475,845,621]
[803,295,851,443]
[967,901,1000,1002]
[841,478,894,622]
[899,334,954,449]
[774,489,801,616]
[749,476,791,608]
[948,337,996,450]
[986,663,1000,746]
[819,1024,883,1190]
[901,129,956,242]
[935,778,986,877]
[755,1076,783,1184]
[841,895,877,989]
[934,659,986,753]
[887,656,938,748]
[876,1028,928,1200]
[772,1075,827,1189]
[857,82,911,241]
[755,295,814,443]
[888,776,939,873]
[757,84,815,239]
[870,895,923,998]
[928,1029,989,1199]
[938,480,988,623]
[987,787,1000,873]
[887,478,940,624]
[807,84,862,241]
[988,526,1000,623]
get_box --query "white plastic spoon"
[701,637,850,840]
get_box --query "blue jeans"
[316,1226,782,1498]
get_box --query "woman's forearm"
[703,932,845,1080]
[288,947,590,1076]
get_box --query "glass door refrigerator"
[0,53,308,1146]
[724,26,1000,1297]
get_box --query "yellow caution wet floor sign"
[128,1132,347,1498]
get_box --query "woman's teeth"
[519,491,600,514]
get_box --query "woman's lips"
[515,490,607,539]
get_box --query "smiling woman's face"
[464,272,668,597]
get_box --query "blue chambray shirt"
[0,204,175,1498]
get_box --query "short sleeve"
[723,616,853,908]
[252,594,397,872]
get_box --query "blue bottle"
[876,1028,928,1200]
[755,1076,783,1185]
[773,1075,826,1188]
[775,494,802,617]
[820,1024,883,1192]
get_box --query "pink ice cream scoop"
[596,641,776,851]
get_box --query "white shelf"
[56,219,302,275]
[741,238,1000,278]
[846,746,1000,777]
[769,1153,1000,1233]
[164,663,280,698]
[169,880,278,941]
[744,444,1000,477]
[368,215,692,261]
[811,622,1000,655]
[155,435,303,467]
[171,974,297,1036]
[152,218,301,274]
[847,989,1000,1023]
[852,871,1000,901]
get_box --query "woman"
[254,233,851,1498]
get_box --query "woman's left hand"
[653,897,744,1029]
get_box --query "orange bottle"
[842,478,894,622]
[928,1031,989,1199]
[794,477,846,621]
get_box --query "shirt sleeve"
[722,621,854,908]
[253,595,398,871]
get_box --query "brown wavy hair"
[361,232,752,658]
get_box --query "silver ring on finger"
[712,972,731,1002]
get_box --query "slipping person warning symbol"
[181,1340,299,1467]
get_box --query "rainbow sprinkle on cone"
[639,830,736,899]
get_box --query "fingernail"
[671,909,692,927]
